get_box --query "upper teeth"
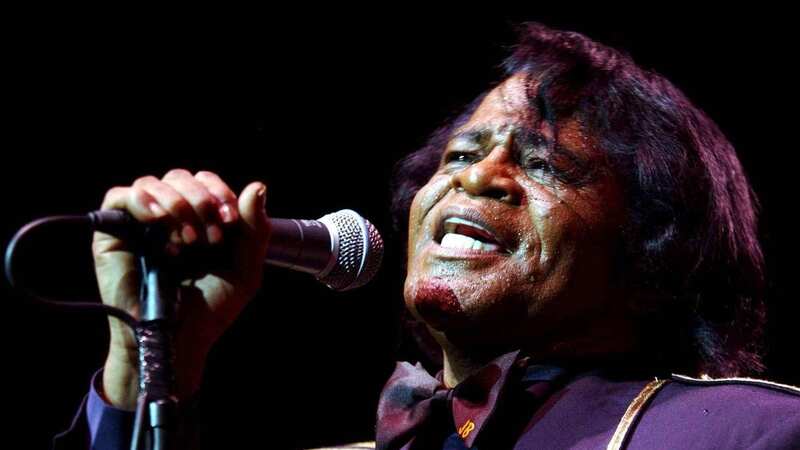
[443,217,492,235]
[440,217,502,252]
[441,233,501,252]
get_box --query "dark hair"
[390,23,765,377]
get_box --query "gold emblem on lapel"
[458,419,476,439]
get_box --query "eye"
[442,151,477,166]
[524,158,557,178]
[525,157,589,186]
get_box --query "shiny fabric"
[56,358,800,449]
[376,350,569,449]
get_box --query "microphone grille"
[318,209,383,291]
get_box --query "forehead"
[455,72,596,159]
[462,72,537,128]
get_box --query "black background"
[3,8,798,449]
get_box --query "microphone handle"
[88,210,336,276]
[265,218,334,275]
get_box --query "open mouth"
[436,216,506,253]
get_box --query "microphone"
[264,210,384,291]
[88,209,383,291]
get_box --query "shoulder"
[512,372,800,449]
[626,374,800,449]
[669,373,800,396]
[663,373,800,413]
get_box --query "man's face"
[404,72,627,353]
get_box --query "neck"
[435,311,639,388]
[441,344,501,388]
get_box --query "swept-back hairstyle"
[391,23,765,377]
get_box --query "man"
[377,23,800,449]
[58,23,799,449]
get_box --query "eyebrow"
[448,129,493,147]
[449,127,588,163]
[449,126,599,185]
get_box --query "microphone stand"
[5,214,184,450]
[6,208,382,449]
[129,228,179,450]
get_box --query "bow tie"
[376,350,566,450]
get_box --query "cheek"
[522,187,578,277]
[535,209,576,274]
[407,175,451,257]
[516,188,604,316]
[522,193,623,320]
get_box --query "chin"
[404,275,471,332]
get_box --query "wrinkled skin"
[403,73,634,384]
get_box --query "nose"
[450,145,523,205]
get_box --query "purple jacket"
[54,365,800,449]
[374,353,800,450]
